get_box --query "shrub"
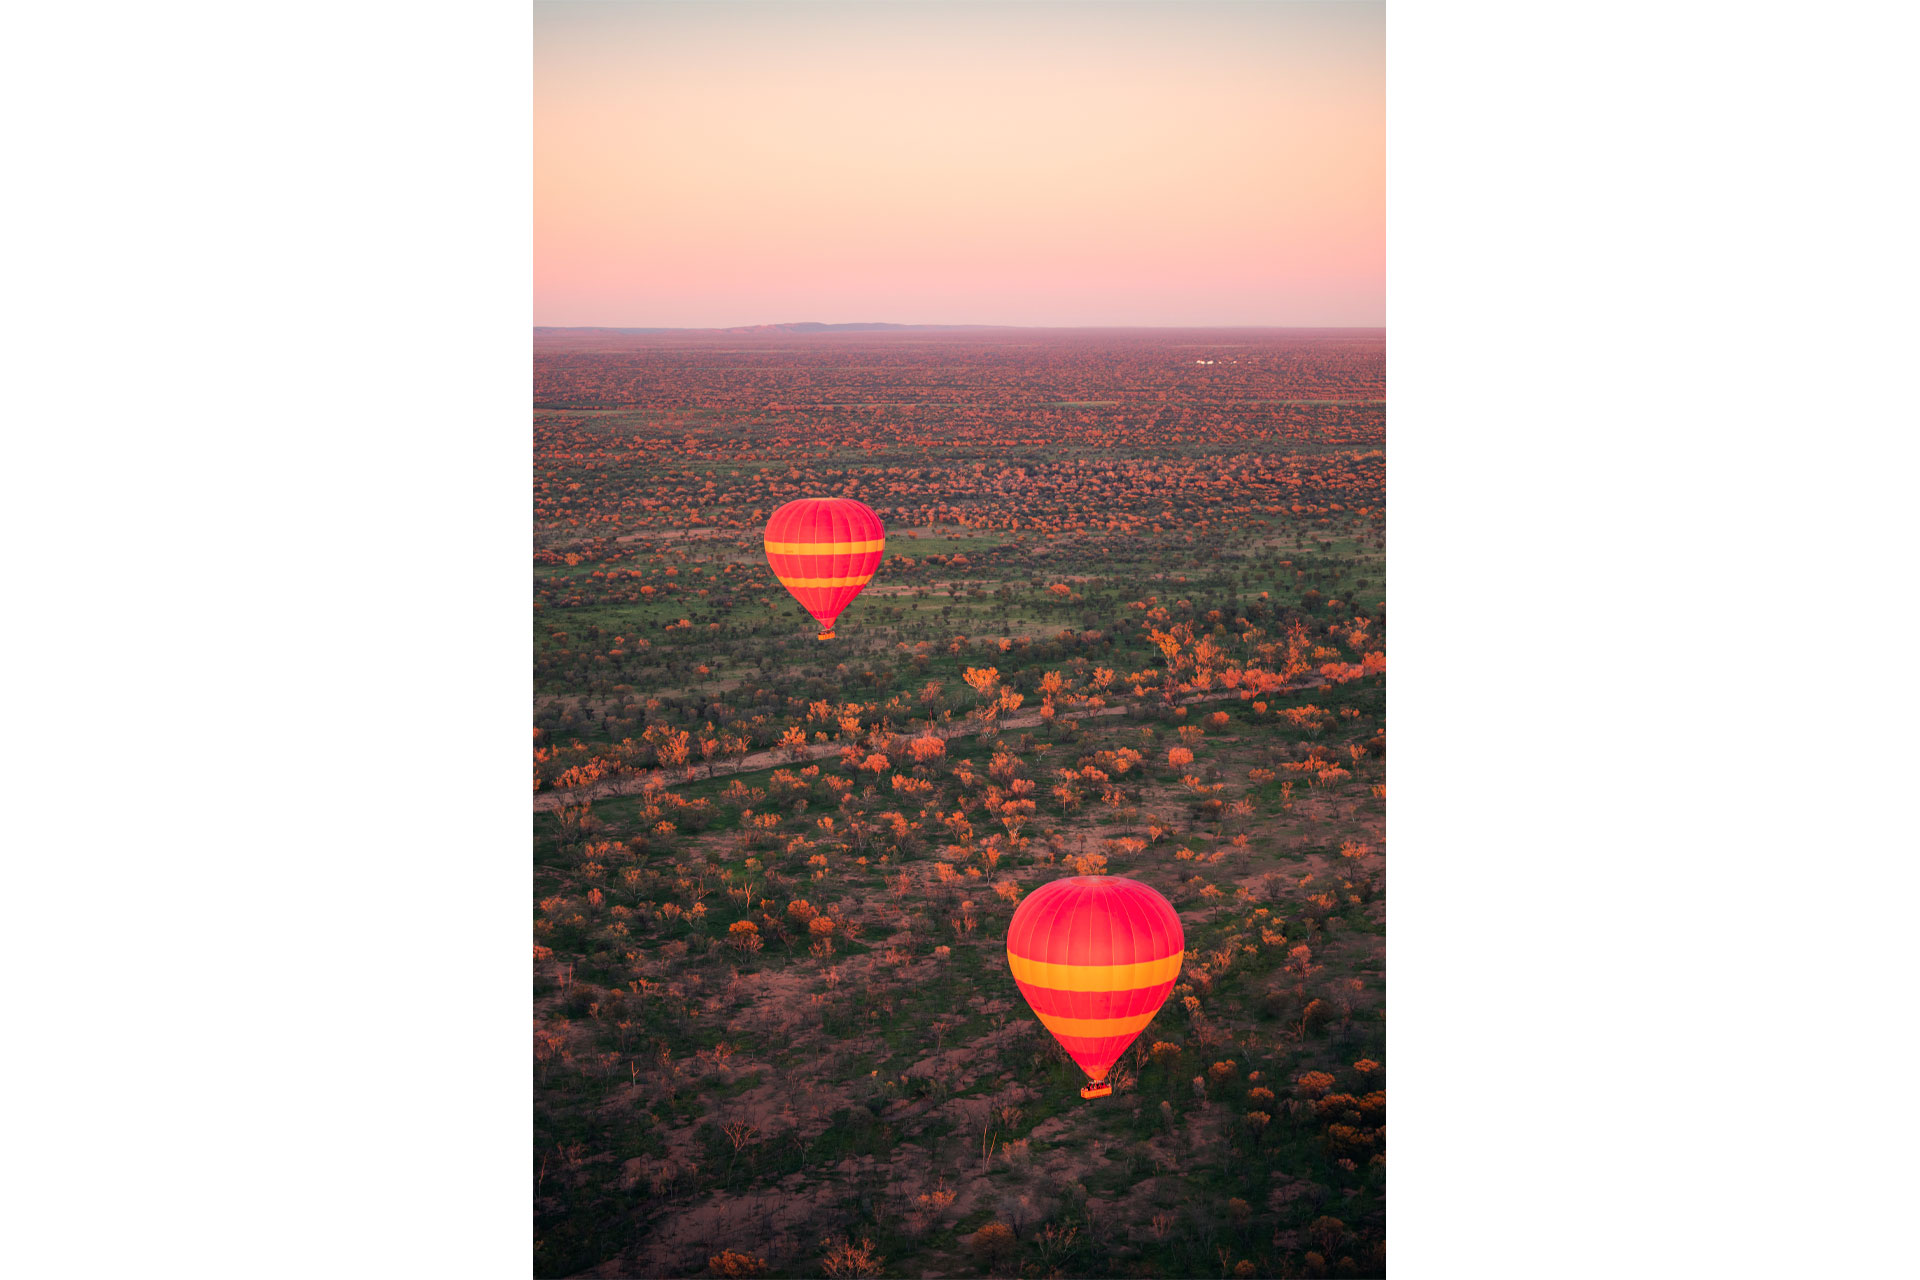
[820,1235,885,1278]
[1308,1216,1347,1255]
[707,1250,768,1277]
[972,1221,1017,1268]
[1295,1071,1337,1099]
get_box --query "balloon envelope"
[764,497,885,638]
[1006,876,1184,1086]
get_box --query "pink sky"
[535,1,1382,327]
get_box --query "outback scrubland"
[533,329,1386,1279]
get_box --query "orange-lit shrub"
[1295,1071,1337,1099]
[708,1251,769,1277]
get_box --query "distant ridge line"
[535,322,1004,336]
[535,322,1385,335]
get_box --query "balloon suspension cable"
[1079,1081,1113,1100]
[817,628,835,640]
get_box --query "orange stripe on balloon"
[771,574,874,588]
[1007,951,1182,991]
[1030,1009,1159,1040]
[764,538,887,555]
[1014,980,1173,1022]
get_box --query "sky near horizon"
[535,1,1382,328]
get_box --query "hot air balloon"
[1006,875,1184,1100]
[763,498,886,640]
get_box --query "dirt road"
[532,679,1324,812]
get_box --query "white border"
[12,2,531,1275]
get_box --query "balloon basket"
[1079,1082,1112,1100]
[816,628,835,640]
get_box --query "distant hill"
[534,322,1010,336]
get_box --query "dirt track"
[532,679,1324,812]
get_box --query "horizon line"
[534,322,1386,332]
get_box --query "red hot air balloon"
[763,498,886,640]
[1006,876,1184,1099]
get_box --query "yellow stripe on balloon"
[775,574,875,588]
[1008,951,1183,992]
[1031,1009,1160,1040]
[764,538,887,555]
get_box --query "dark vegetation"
[534,330,1386,1278]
